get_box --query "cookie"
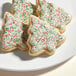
[36,0,72,33]
[12,0,36,25]
[1,12,27,52]
[27,15,65,56]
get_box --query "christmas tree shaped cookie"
[12,0,34,25]
[36,0,72,33]
[1,12,27,52]
[27,15,65,56]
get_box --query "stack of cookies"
[0,0,72,56]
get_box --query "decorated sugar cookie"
[36,0,72,33]
[12,0,34,25]
[1,12,27,52]
[27,15,65,56]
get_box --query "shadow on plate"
[13,50,35,61]
[13,50,49,61]
[0,57,73,76]
[1,2,12,19]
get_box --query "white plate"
[0,0,76,71]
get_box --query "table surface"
[0,56,76,76]
[41,56,76,76]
